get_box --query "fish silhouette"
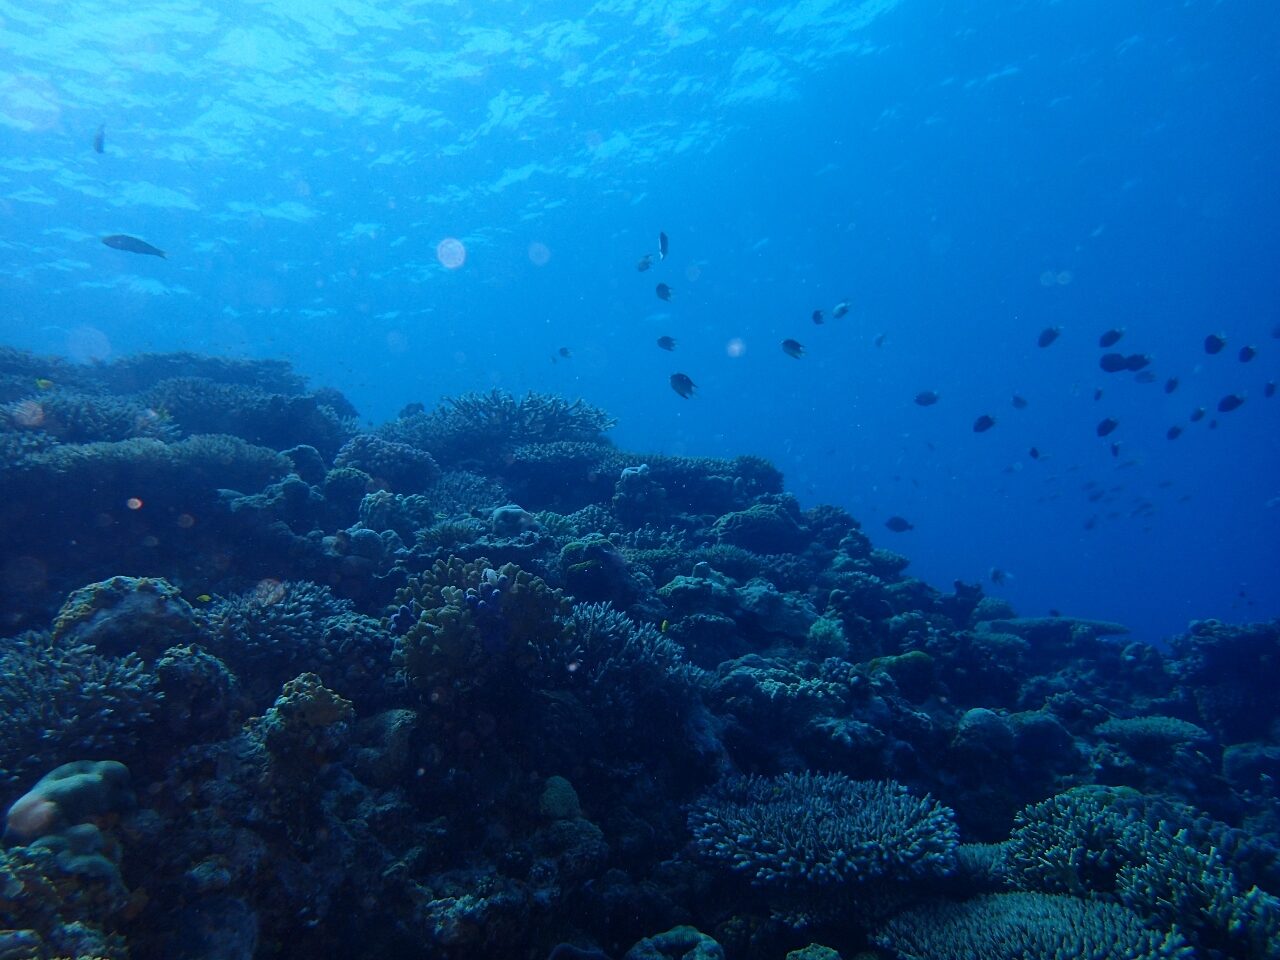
[102,234,166,258]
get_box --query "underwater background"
[1,1,1279,958]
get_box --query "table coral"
[688,772,958,888]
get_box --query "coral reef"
[0,351,1274,960]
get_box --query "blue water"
[1,0,1276,642]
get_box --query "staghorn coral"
[1093,715,1212,760]
[506,441,625,510]
[206,580,391,708]
[1005,786,1280,959]
[2,433,290,496]
[559,601,705,730]
[1171,619,1280,742]
[334,434,441,493]
[377,390,616,471]
[0,632,160,789]
[874,891,1191,960]
[142,376,355,457]
[688,772,958,888]
[1,390,178,444]
[88,351,308,396]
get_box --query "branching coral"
[874,892,1191,960]
[689,772,958,888]
[377,390,616,470]
[0,632,160,789]
[206,580,391,707]
[1005,786,1280,959]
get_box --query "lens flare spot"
[726,337,746,358]
[67,325,112,363]
[436,237,466,270]
[528,241,551,266]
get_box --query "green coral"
[392,557,572,709]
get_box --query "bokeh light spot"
[437,237,466,270]
[67,325,112,363]
[726,338,746,358]
[528,242,551,266]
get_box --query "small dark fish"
[1124,353,1151,372]
[557,346,572,359]
[1167,425,1183,440]
[655,282,673,301]
[1110,441,1122,458]
[1209,419,1219,429]
[1011,393,1028,409]
[1190,406,1206,422]
[990,567,1007,585]
[637,254,653,272]
[658,231,669,260]
[1164,377,1179,394]
[1217,393,1245,413]
[884,515,914,532]
[1038,326,1061,348]
[811,309,824,325]
[93,124,105,154]
[656,336,677,351]
[1029,447,1040,459]
[1097,416,1119,437]
[832,301,850,319]
[1134,370,1157,383]
[873,333,886,348]
[914,390,940,406]
[1266,381,1276,398]
[1204,333,1227,354]
[781,339,805,359]
[102,234,166,258]
[1099,328,1124,348]
[1099,353,1130,373]
[669,373,696,398]
[1239,344,1257,363]
[1094,388,1104,400]
[973,414,996,433]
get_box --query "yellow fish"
[660,619,668,632]
[34,378,54,390]
[195,594,213,603]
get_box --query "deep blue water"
[1,0,1277,643]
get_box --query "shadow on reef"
[0,347,1277,960]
